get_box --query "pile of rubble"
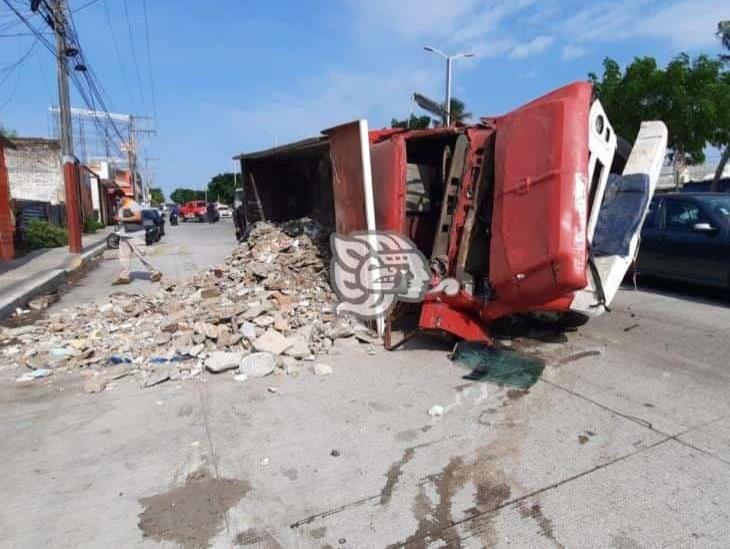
[0,219,378,393]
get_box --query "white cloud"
[229,68,440,151]
[509,35,554,59]
[348,0,479,39]
[639,0,729,49]
[562,44,588,60]
[558,0,729,50]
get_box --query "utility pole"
[127,115,155,203]
[423,47,474,126]
[52,0,82,253]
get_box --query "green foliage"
[207,173,235,205]
[24,220,68,250]
[82,217,105,234]
[449,97,472,125]
[391,115,433,129]
[589,54,730,166]
[170,188,205,204]
[719,20,730,62]
[0,122,16,139]
[149,187,165,205]
[392,97,471,128]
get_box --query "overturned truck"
[234,82,667,347]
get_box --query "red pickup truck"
[179,201,208,222]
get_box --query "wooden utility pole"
[52,0,82,253]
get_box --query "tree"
[589,54,730,189]
[207,172,235,205]
[0,122,16,139]
[149,187,165,205]
[712,20,730,189]
[170,188,205,204]
[719,20,730,63]
[391,115,432,129]
[449,97,472,125]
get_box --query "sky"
[0,0,728,199]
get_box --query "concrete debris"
[312,363,333,376]
[428,405,444,417]
[84,375,109,393]
[28,293,59,311]
[16,368,53,382]
[253,329,293,356]
[205,351,245,373]
[0,219,376,394]
[238,352,276,378]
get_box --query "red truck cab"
[179,201,208,222]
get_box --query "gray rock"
[145,367,172,387]
[284,334,310,358]
[238,352,276,378]
[239,321,257,341]
[253,329,293,355]
[205,351,245,373]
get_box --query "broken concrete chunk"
[239,322,257,342]
[200,287,221,299]
[428,405,444,417]
[238,352,276,378]
[312,363,333,376]
[284,335,310,358]
[144,367,172,387]
[205,351,245,373]
[253,329,293,355]
[84,375,108,393]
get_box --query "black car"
[637,193,730,289]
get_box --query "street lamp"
[423,46,474,126]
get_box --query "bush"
[83,217,105,234]
[24,219,68,250]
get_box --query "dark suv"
[637,193,730,289]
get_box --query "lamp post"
[423,47,474,126]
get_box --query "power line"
[72,0,101,13]
[141,0,156,125]
[101,0,134,105]
[121,0,146,112]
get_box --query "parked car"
[637,193,730,289]
[179,201,208,222]
[217,204,232,218]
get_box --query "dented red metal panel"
[323,121,368,235]
[370,136,407,233]
[488,81,591,313]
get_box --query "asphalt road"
[0,231,729,547]
[54,218,238,307]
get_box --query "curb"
[0,238,109,320]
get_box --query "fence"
[13,199,67,249]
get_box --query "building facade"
[5,138,64,204]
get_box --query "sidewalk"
[0,228,111,320]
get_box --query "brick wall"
[5,138,63,204]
